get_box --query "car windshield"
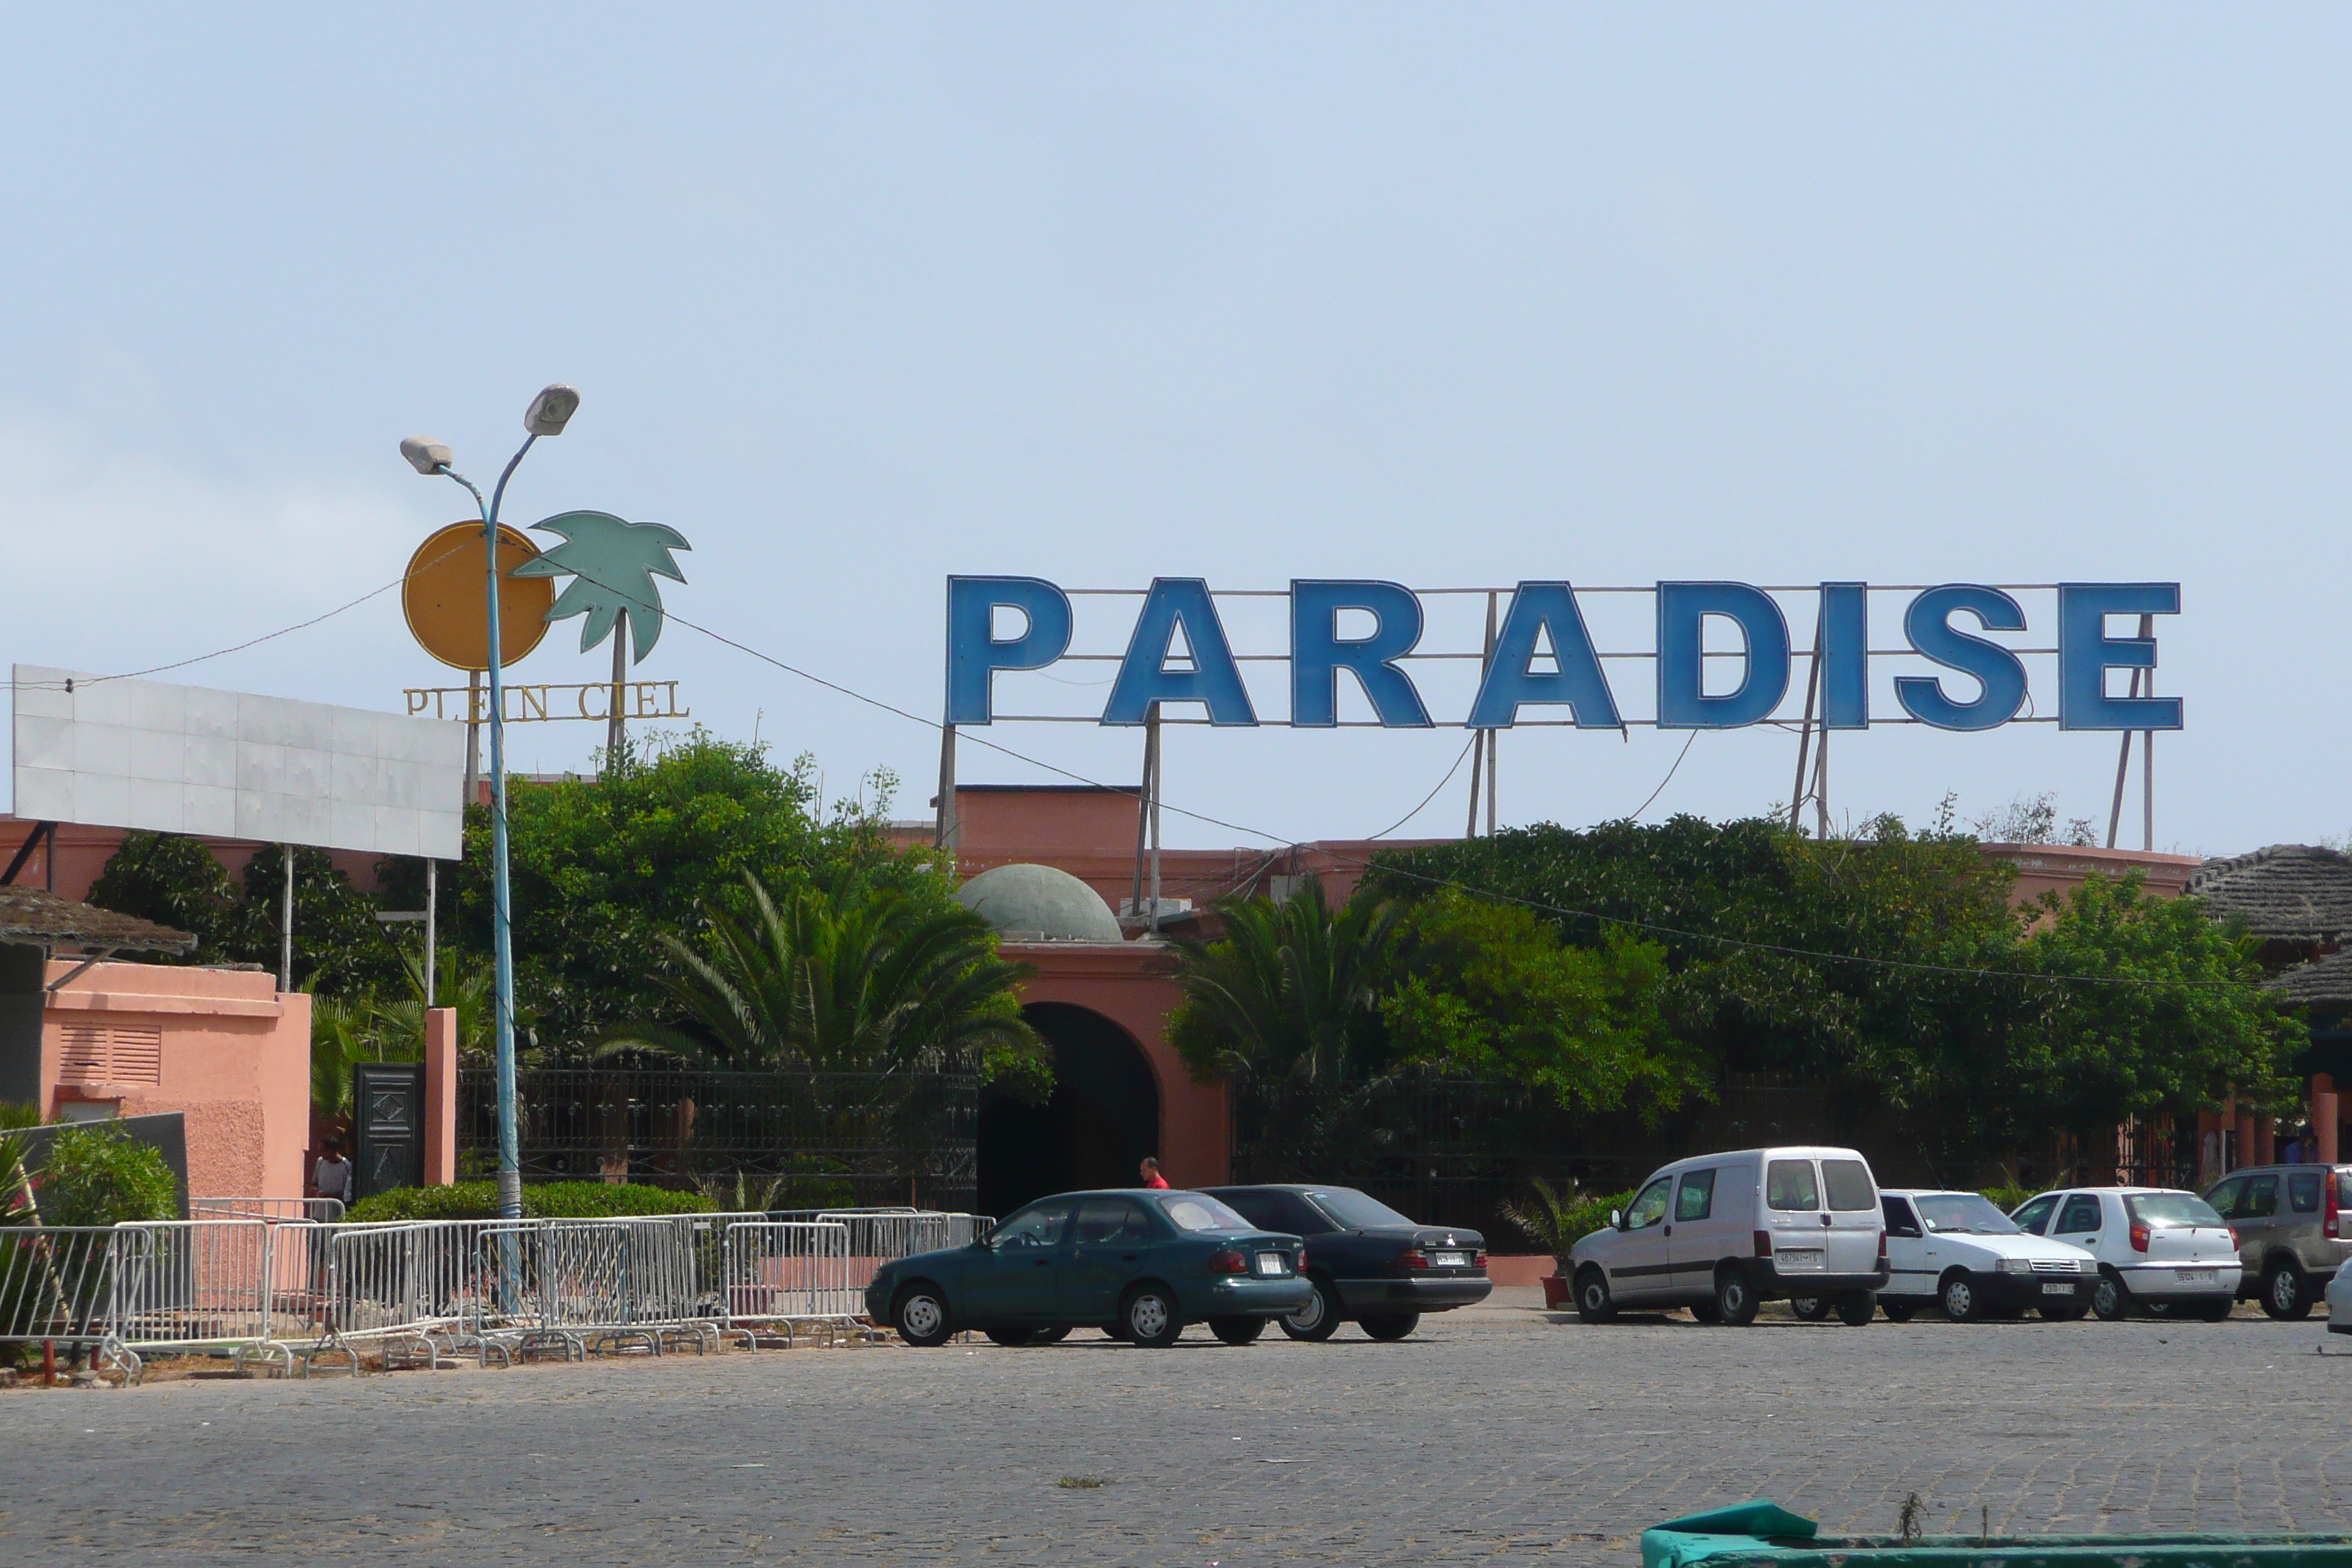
[2125,1192,2226,1229]
[1912,1194,2021,1235]
[1158,1194,1255,1232]
[1305,1189,1418,1230]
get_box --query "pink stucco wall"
[41,960,310,1201]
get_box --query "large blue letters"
[1896,585,2027,731]
[1466,583,1621,729]
[945,576,1072,725]
[1656,582,1790,729]
[1103,578,1259,725]
[1291,580,1431,728]
[2057,583,2182,731]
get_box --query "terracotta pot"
[1541,1273,1572,1309]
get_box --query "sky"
[1,8,2346,858]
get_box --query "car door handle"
[1120,1254,1139,1262]
[1663,1225,1673,1236]
[1033,1259,1052,1267]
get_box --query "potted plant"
[1499,1177,1605,1309]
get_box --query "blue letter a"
[1102,578,1258,726]
[1466,584,1621,729]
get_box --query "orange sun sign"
[402,521,557,671]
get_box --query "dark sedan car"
[865,1189,1313,1348]
[1203,1185,1490,1340]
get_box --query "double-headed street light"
[400,383,579,1221]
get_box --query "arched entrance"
[979,1002,1161,1217]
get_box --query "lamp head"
[399,437,454,475]
[524,384,580,437]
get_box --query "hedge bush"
[344,1180,717,1222]
[34,1124,180,1226]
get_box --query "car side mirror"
[1610,1209,1624,1231]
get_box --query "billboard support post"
[279,848,293,992]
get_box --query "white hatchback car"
[1870,1189,2097,1322]
[2011,1186,2241,1320]
[2326,1260,2352,1338]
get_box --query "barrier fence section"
[816,1209,990,1303]
[0,1225,138,1376]
[194,1196,347,1223]
[720,1221,855,1339]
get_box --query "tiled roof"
[2185,845,2352,943]
[2270,948,2352,1009]
[0,886,195,954]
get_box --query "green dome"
[955,863,1123,942]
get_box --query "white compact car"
[2010,1186,2241,1320]
[1568,1145,1888,1327]
[2326,1260,2352,1337]
[1870,1189,2097,1322]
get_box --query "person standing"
[1139,1156,1170,1190]
[312,1139,354,1207]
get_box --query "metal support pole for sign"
[1789,603,1823,832]
[42,822,54,894]
[2104,614,2155,851]
[1485,731,1498,837]
[463,668,482,807]
[424,858,437,1010]
[1462,735,1485,840]
[2104,720,2135,849]
[279,846,294,992]
[606,607,628,769]
[1812,728,1831,840]
[1148,706,1164,937]
[934,723,959,853]
[1130,709,1154,921]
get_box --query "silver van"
[2201,1165,2352,1319]
[1567,1145,1888,1326]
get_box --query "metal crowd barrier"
[192,1196,347,1223]
[817,1210,991,1305]
[0,1225,142,1382]
[720,1221,859,1344]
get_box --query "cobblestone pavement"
[5,1294,2349,1567]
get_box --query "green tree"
[84,830,240,962]
[1167,878,1403,1085]
[595,872,1050,1095]
[1380,892,1700,1117]
[33,1124,179,1226]
[86,834,400,995]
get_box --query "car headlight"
[1997,1258,2032,1275]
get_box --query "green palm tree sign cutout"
[514,510,692,665]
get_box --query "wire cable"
[1627,731,1697,821]
[1365,733,1480,841]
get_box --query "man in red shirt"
[1139,1156,1170,1189]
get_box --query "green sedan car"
[866,1189,1313,1347]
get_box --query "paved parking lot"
[5,1292,2350,1567]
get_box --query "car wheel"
[982,1327,1038,1347]
[1359,1313,1419,1341]
[1575,1267,1616,1325]
[1714,1265,1759,1327]
[893,1283,954,1347]
[2039,1301,2089,1322]
[1120,1284,1182,1349]
[1939,1272,1984,1324]
[1834,1292,1875,1327]
[2092,1268,2130,1322]
[1209,1315,1265,1346]
[1789,1295,1830,1322]
[1880,1301,1918,1323]
[2263,1262,2313,1321]
[1279,1275,1343,1341]
[1688,1297,1722,1324]
[1033,1326,1071,1344]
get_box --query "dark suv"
[1202,1184,1490,1341]
[2202,1165,2352,1319]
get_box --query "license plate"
[1430,1251,1470,1268]
[2040,1282,2076,1295]
[1255,1252,1289,1276]
[1776,1248,1825,1271]
[2176,1268,2216,1285]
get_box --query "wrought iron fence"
[459,1067,979,1212]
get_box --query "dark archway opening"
[979,1002,1161,1218]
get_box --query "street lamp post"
[400,384,579,1221]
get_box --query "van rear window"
[1821,1160,1875,1212]
[1765,1160,1819,1211]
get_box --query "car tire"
[1360,1313,1419,1341]
[1209,1315,1265,1346]
[2092,1268,2130,1322]
[1033,1326,1071,1344]
[2262,1262,2313,1321]
[1120,1284,1183,1349]
[1835,1292,1875,1327]
[2039,1301,2089,1322]
[1938,1271,1984,1324]
[1688,1297,1722,1324]
[1714,1265,1759,1327]
[893,1283,954,1347]
[1880,1301,1918,1323]
[982,1327,1040,1347]
[1279,1275,1343,1341]
[1789,1296,1830,1322]
[1575,1267,1616,1325]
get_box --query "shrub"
[34,1125,180,1226]
[344,1180,718,1222]
[1498,1178,1635,1264]
[1978,1185,2035,1216]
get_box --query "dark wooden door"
[353,1062,426,1199]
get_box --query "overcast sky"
[2,9,2345,856]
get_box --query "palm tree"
[1167,878,1403,1085]
[595,873,1044,1077]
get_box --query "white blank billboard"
[12,665,467,859]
